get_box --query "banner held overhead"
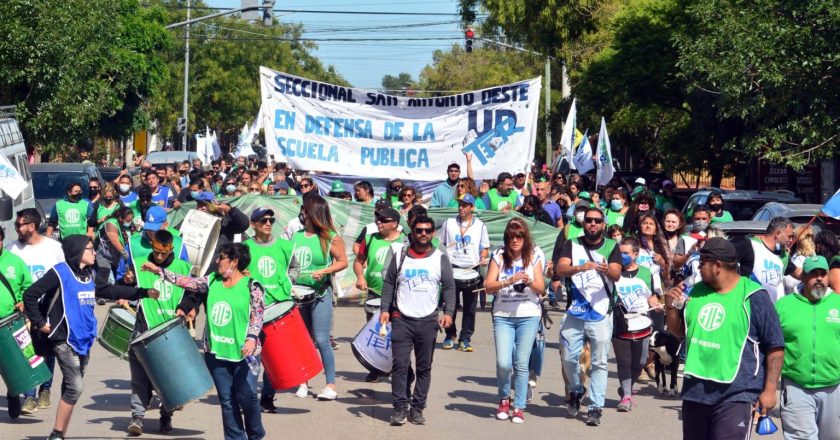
[259,67,541,180]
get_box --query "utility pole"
[181,0,191,151]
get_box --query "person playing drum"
[142,243,266,440]
[439,194,490,352]
[243,208,296,413]
[121,230,197,436]
[612,236,662,412]
[354,207,405,322]
[116,205,188,284]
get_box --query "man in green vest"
[46,182,93,241]
[120,205,188,279]
[564,201,588,241]
[775,256,840,439]
[665,237,785,440]
[243,208,296,413]
[353,207,405,321]
[481,172,521,213]
[124,230,196,436]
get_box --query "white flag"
[596,117,615,186]
[573,129,594,174]
[0,153,28,199]
[211,130,222,159]
[560,98,577,170]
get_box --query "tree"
[676,0,839,169]
[0,0,172,158]
[381,73,416,93]
[146,0,348,149]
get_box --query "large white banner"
[259,67,541,180]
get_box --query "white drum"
[351,315,392,375]
[364,298,381,316]
[452,267,479,281]
[625,314,654,332]
[291,285,316,303]
[179,209,221,276]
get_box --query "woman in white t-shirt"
[484,218,545,424]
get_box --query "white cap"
[634,177,646,185]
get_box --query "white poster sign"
[259,67,541,180]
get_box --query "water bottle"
[245,355,261,376]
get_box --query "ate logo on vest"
[65,208,80,224]
[697,303,726,331]
[153,278,173,301]
[258,256,276,277]
[828,308,840,324]
[496,201,512,211]
[210,301,233,326]
[5,266,15,279]
[375,247,390,265]
[294,247,313,269]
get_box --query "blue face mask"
[621,253,634,266]
[610,199,623,211]
[122,221,132,229]
[225,184,236,194]
[190,190,200,200]
[775,242,781,252]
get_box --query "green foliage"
[147,0,348,145]
[0,0,172,157]
[381,73,417,92]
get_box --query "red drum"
[261,300,322,390]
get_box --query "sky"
[206,0,465,89]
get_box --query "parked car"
[97,166,123,185]
[752,202,840,234]
[714,220,823,247]
[0,107,40,241]
[31,163,103,222]
[144,151,200,169]
[682,189,802,221]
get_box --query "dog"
[649,330,681,396]
[561,341,591,401]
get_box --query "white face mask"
[575,212,586,224]
[118,183,131,193]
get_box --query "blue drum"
[130,318,213,411]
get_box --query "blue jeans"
[560,314,613,409]
[493,316,540,410]
[299,294,336,385]
[205,353,265,440]
[24,355,56,398]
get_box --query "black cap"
[374,198,393,210]
[375,207,401,223]
[250,208,275,222]
[699,237,737,263]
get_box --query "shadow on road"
[456,375,496,387]
[84,392,130,412]
[340,387,391,405]
[346,404,391,422]
[88,415,206,437]
[444,402,493,419]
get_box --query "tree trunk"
[709,163,724,188]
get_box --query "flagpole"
[790,212,821,248]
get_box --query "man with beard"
[554,207,622,426]
[430,163,460,208]
[775,256,840,440]
[664,238,784,440]
[482,172,521,214]
[736,216,796,303]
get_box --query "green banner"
[168,194,562,300]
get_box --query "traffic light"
[465,28,474,53]
[176,117,186,134]
[263,0,274,26]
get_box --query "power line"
[184,35,461,42]
[148,4,474,16]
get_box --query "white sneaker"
[295,384,309,398]
[316,387,337,401]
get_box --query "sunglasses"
[414,227,434,235]
[584,217,605,224]
[375,218,395,224]
[391,186,403,191]
[509,235,525,241]
[14,221,33,230]
[255,217,275,225]
[300,183,312,189]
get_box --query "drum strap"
[0,269,16,304]
[583,246,616,314]
[390,248,409,311]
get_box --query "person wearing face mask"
[482,172,521,214]
[9,209,65,415]
[88,183,122,229]
[607,189,630,227]
[735,216,797,303]
[673,205,713,269]
[222,178,238,197]
[564,201,590,241]
[664,238,784,440]
[46,183,94,241]
[117,206,189,286]
[142,243,265,440]
[706,190,733,224]
[612,237,662,412]
[95,207,134,285]
[86,177,102,205]
[117,173,138,205]
[177,176,206,203]
[622,191,656,235]
[774,256,840,440]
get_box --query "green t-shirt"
[244,238,294,306]
[606,209,626,227]
[775,292,840,389]
[710,210,733,224]
[485,188,519,212]
[95,202,119,225]
[136,257,192,330]
[565,221,584,240]
[206,276,253,362]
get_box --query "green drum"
[98,306,136,360]
[0,312,51,395]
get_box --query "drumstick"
[188,318,197,338]
[379,323,388,338]
[623,305,664,319]
[121,303,136,315]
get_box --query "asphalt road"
[1,303,783,440]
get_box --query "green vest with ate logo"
[55,199,89,237]
[364,232,404,295]
[206,276,252,362]
[683,277,760,383]
[135,257,192,330]
[486,188,518,212]
[244,238,293,306]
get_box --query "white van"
[0,106,39,242]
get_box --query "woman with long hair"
[96,206,134,285]
[634,213,671,297]
[784,225,816,294]
[448,177,486,210]
[398,186,418,215]
[291,195,348,400]
[484,218,545,424]
[662,209,685,254]
[622,191,656,234]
